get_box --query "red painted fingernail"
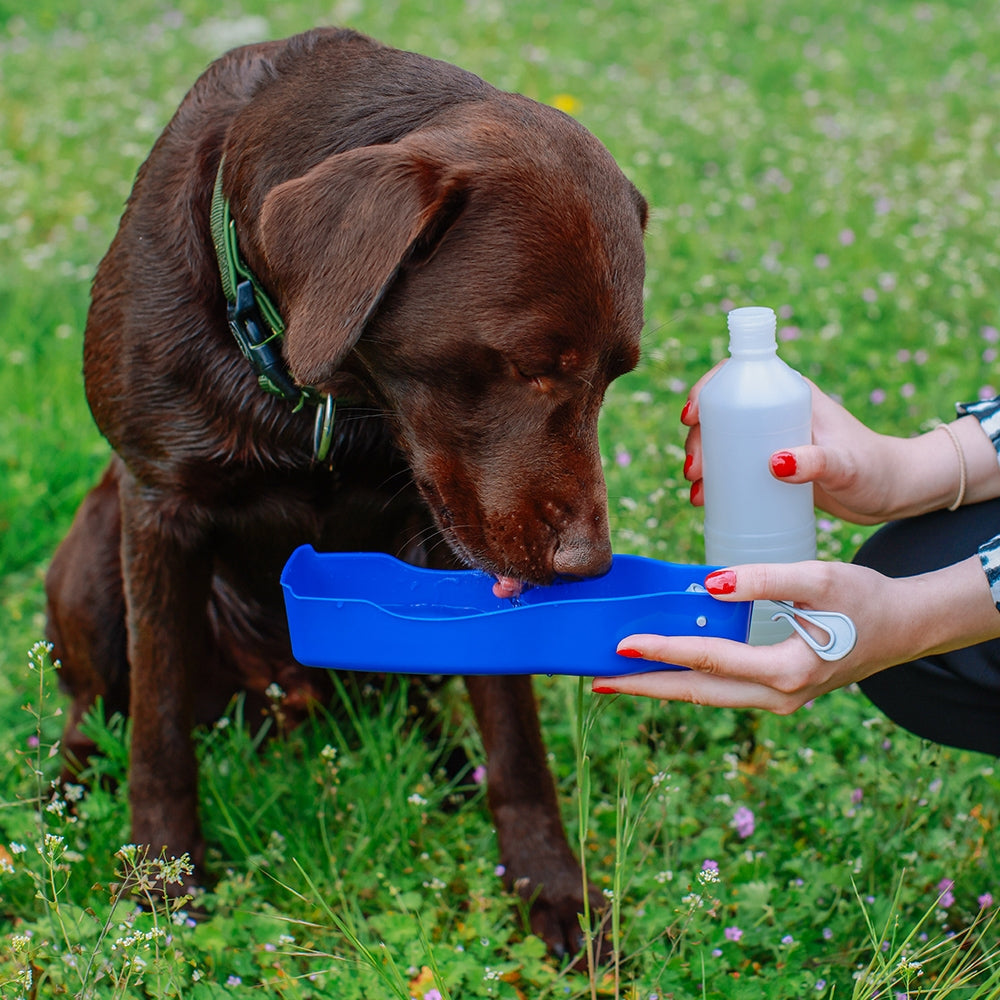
[593,685,619,694]
[680,399,693,423]
[704,569,737,595]
[683,454,694,478]
[616,648,644,658]
[771,451,797,478]
[690,480,704,506]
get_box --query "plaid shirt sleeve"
[956,396,1000,612]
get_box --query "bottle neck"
[727,306,778,355]
[729,340,778,359]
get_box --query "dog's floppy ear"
[259,139,467,387]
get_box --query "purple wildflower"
[731,806,755,839]
[724,926,743,942]
[936,878,955,909]
[979,892,993,909]
[702,859,719,872]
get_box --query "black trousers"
[853,498,1000,757]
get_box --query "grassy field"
[2,0,1000,996]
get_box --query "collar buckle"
[228,278,304,403]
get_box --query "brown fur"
[45,27,646,958]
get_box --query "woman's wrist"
[882,416,1000,520]
[952,413,1000,505]
[878,429,959,520]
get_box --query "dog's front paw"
[501,852,614,967]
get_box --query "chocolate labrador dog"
[45,27,646,957]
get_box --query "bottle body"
[699,307,816,645]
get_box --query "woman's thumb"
[770,445,832,485]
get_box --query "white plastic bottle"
[699,306,816,645]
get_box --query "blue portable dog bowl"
[280,545,751,677]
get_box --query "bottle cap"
[727,306,777,352]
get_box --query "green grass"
[3,0,1000,996]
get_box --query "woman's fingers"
[596,654,811,714]
[681,361,726,427]
[610,633,825,704]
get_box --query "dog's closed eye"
[508,346,588,393]
[509,361,552,392]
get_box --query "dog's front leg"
[465,674,605,960]
[119,474,213,872]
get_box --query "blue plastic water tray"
[280,545,751,677]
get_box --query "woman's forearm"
[895,554,1000,658]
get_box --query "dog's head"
[257,98,646,590]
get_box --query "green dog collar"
[209,160,335,463]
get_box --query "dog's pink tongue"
[492,576,524,600]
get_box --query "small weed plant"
[3,643,195,998]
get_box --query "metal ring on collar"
[313,393,336,463]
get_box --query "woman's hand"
[593,556,1000,712]
[681,372,994,522]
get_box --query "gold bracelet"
[936,422,967,511]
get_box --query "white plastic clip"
[769,601,857,661]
